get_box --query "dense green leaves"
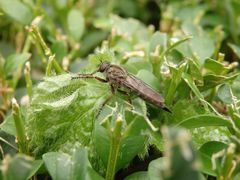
[1,0,240,179]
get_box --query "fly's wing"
[123,74,171,112]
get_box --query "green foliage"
[0,154,43,180]
[42,147,103,180]
[26,74,109,156]
[1,0,240,179]
[146,128,203,180]
[0,0,33,25]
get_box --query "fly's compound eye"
[99,62,110,72]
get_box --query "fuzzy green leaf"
[26,74,109,156]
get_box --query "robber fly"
[72,61,171,113]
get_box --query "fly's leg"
[71,74,108,83]
[96,95,114,118]
[96,84,116,118]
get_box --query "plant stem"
[29,25,63,75]
[24,61,33,100]
[106,115,123,180]
[22,34,32,53]
[12,98,28,154]
[222,143,236,179]
[46,55,54,76]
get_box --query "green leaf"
[94,123,110,168]
[26,74,109,156]
[86,167,105,180]
[147,158,165,180]
[43,152,71,180]
[117,136,146,171]
[166,36,192,55]
[125,60,153,74]
[54,0,68,9]
[110,15,149,41]
[94,110,149,171]
[148,128,203,180]
[182,73,204,99]
[228,43,240,59]
[136,70,160,91]
[0,115,16,136]
[0,0,33,25]
[165,62,187,105]
[177,114,232,129]
[1,155,34,180]
[28,160,44,179]
[43,147,101,180]
[51,41,67,63]
[199,141,228,176]
[67,9,85,41]
[4,53,31,76]
[125,171,149,180]
[181,22,201,36]
[199,73,240,91]
[204,58,230,75]
[217,84,234,104]
[189,36,215,65]
[170,100,206,125]
[188,58,203,85]
[149,32,167,54]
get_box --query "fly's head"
[98,61,111,73]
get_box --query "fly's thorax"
[107,66,127,80]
